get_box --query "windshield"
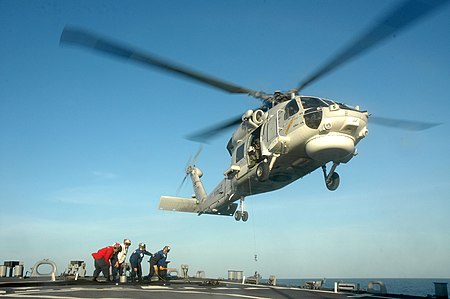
[300,96,364,112]
[300,96,329,110]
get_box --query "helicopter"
[60,0,446,222]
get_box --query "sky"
[1,0,449,280]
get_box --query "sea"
[273,278,449,297]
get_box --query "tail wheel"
[256,161,270,182]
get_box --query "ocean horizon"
[272,278,449,297]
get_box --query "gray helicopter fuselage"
[198,96,369,214]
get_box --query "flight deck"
[0,277,438,299]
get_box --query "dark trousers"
[112,263,125,281]
[111,257,118,281]
[130,262,142,281]
[149,261,156,278]
[111,258,126,281]
[93,258,109,280]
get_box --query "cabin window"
[284,99,300,120]
[236,144,245,162]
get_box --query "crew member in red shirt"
[92,242,121,282]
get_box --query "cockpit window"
[324,98,356,110]
[300,97,329,109]
[323,99,335,106]
[300,96,364,112]
[284,99,299,120]
[301,97,325,129]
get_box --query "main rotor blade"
[187,115,242,143]
[370,116,441,131]
[297,0,449,91]
[60,27,266,98]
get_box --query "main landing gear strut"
[322,162,340,191]
[234,197,248,222]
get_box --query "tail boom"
[159,196,238,216]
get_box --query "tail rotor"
[176,145,202,196]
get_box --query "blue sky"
[1,0,449,279]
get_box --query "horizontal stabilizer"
[159,196,199,213]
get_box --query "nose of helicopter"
[305,134,356,163]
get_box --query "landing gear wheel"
[235,197,249,222]
[242,211,249,222]
[234,210,248,222]
[256,161,270,182]
[326,172,340,191]
[234,211,242,221]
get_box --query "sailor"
[149,245,170,280]
[91,242,122,282]
[129,243,152,282]
[111,239,131,282]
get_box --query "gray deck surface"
[0,278,422,299]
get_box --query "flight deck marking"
[1,294,85,299]
[159,290,271,299]
[140,285,172,289]
[2,285,270,299]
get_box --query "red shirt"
[92,246,114,266]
